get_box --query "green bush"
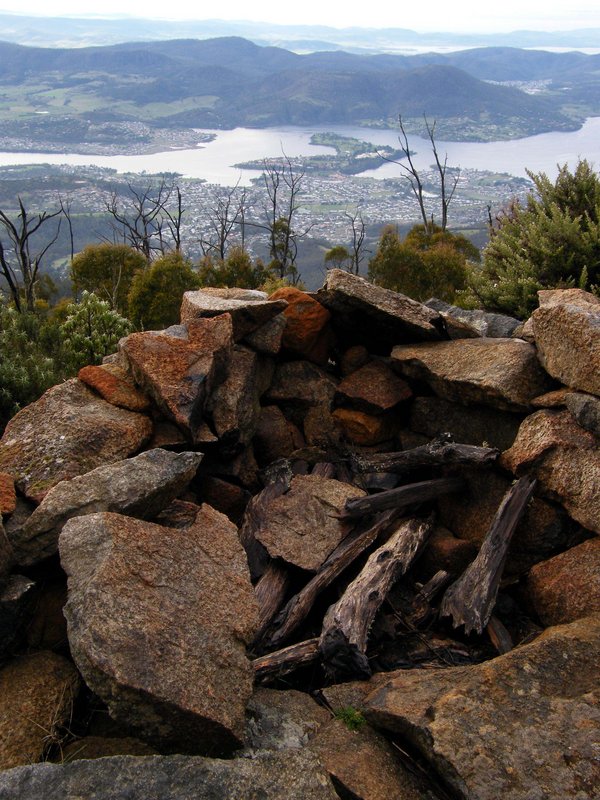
[198,247,269,290]
[127,252,200,330]
[60,291,133,371]
[71,243,147,315]
[470,160,600,318]
[368,224,475,303]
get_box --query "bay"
[0,118,599,185]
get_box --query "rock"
[425,298,521,338]
[265,360,337,408]
[310,718,437,800]
[207,345,273,454]
[532,288,600,395]
[269,286,333,363]
[531,387,573,408]
[180,289,287,340]
[0,576,35,662]
[0,473,16,517]
[408,396,522,451]
[565,391,600,435]
[196,477,251,526]
[0,380,152,504]
[147,420,189,450]
[59,508,259,754]
[0,651,80,770]
[335,360,412,414]
[303,405,342,449]
[120,315,233,444]
[317,269,446,354]
[513,315,535,343]
[0,520,13,579]
[437,466,581,575]
[392,338,554,411]
[416,526,478,581]
[253,406,305,466]
[60,737,158,761]
[78,363,151,412]
[244,312,287,355]
[12,449,202,566]
[0,751,339,800]
[339,344,371,376]
[251,475,365,571]
[364,615,600,800]
[332,408,397,447]
[207,444,261,492]
[245,688,331,751]
[527,538,600,626]
[25,578,68,652]
[501,409,600,534]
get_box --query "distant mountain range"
[1,13,599,52]
[0,35,598,147]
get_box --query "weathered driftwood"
[351,434,499,475]
[440,475,537,635]
[254,562,291,640]
[239,479,289,581]
[262,509,400,652]
[407,569,452,627]
[341,476,465,518]
[252,638,320,679]
[311,462,337,479]
[319,516,435,678]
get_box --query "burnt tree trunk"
[341,477,465,518]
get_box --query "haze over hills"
[0,35,597,152]
[1,12,599,53]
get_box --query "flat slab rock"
[11,448,202,567]
[533,288,600,395]
[317,269,446,353]
[502,409,600,534]
[59,508,259,755]
[180,288,287,340]
[252,475,366,571]
[392,338,554,411]
[0,379,152,504]
[364,615,600,800]
[0,751,339,800]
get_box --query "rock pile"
[0,270,598,799]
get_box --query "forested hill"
[0,37,593,142]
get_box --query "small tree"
[127,252,200,330]
[471,160,600,318]
[0,199,65,312]
[324,245,352,271]
[71,243,147,315]
[198,247,269,290]
[59,291,133,372]
[368,224,474,303]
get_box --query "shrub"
[71,243,147,315]
[127,252,200,330]
[60,291,133,371]
[470,160,600,318]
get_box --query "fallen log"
[341,476,465,518]
[351,434,499,475]
[440,475,537,635]
[407,569,452,627]
[319,516,435,678]
[252,638,320,679]
[261,509,400,652]
[239,477,290,581]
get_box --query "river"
[1,118,599,185]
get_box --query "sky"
[0,0,599,33]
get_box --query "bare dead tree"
[251,154,311,283]
[199,182,248,260]
[0,199,64,312]
[424,117,460,232]
[104,178,183,260]
[378,114,460,234]
[58,195,75,262]
[345,207,366,274]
